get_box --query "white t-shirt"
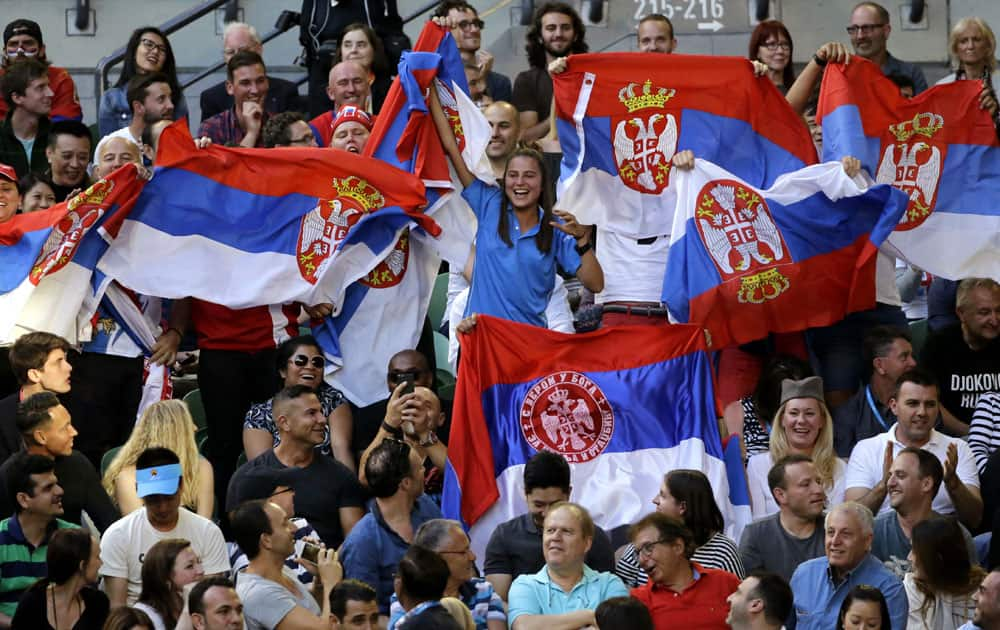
[595,228,669,304]
[845,424,981,515]
[747,452,847,520]
[99,507,230,604]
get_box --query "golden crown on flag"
[889,112,944,142]
[330,176,385,211]
[67,178,115,211]
[618,80,675,113]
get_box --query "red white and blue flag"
[818,57,1000,280]
[314,22,490,406]
[0,164,146,344]
[442,315,752,558]
[97,121,431,312]
[553,53,817,238]
[663,159,908,349]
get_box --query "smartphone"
[399,372,416,395]
[300,542,321,564]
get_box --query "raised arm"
[428,85,476,188]
[786,42,850,115]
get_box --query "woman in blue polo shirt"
[429,91,603,327]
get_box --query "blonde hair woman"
[746,376,846,519]
[937,17,998,86]
[102,400,214,517]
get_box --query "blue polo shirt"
[789,553,907,630]
[462,179,581,327]
[507,564,628,625]
[339,495,442,614]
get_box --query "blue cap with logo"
[136,462,182,498]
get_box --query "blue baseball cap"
[136,463,182,498]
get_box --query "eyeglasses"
[438,546,472,555]
[291,354,325,368]
[269,486,294,498]
[761,41,791,52]
[140,38,168,54]
[457,19,485,31]
[636,539,668,558]
[846,24,885,36]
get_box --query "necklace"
[49,584,79,630]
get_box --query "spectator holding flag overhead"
[428,75,603,329]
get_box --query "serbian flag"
[663,159,908,349]
[442,315,752,558]
[0,164,146,344]
[818,57,1000,280]
[554,53,817,238]
[97,120,431,311]
[314,23,490,406]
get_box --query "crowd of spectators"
[1,1,1000,629]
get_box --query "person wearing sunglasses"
[243,335,352,464]
[846,2,927,94]
[0,18,82,123]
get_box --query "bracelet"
[813,54,828,68]
[166,327,183,339]
[574,240,593,256]
[381,421,404,438]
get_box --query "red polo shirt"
[630,562,739,630]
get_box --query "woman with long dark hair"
[11,528,109,629]
[614,469,745,587]
[98,27,188,136]
[133,539,204,630]
[905,516,983,629]
[429,91,603,328]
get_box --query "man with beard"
[100,72,175,163]
[512,2,588,142]
[434,1,512,103]
[847,2,927,94]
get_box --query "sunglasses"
[291,354,325,368]
[388,370,423,383]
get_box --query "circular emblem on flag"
[519,371,614,463]
[29,178,115,285]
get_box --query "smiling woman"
[746,376,846,519]
[98,26,188,136]
[242,335,353,465]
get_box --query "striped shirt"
[741,397,770,462]
[388,577,505,630]
[614,531,745,588]
[969,392,1000,474]
[0,516,78,615]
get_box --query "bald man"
[309,61,371,147]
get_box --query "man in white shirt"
[100,447,230,606]
[844,368,983,529]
